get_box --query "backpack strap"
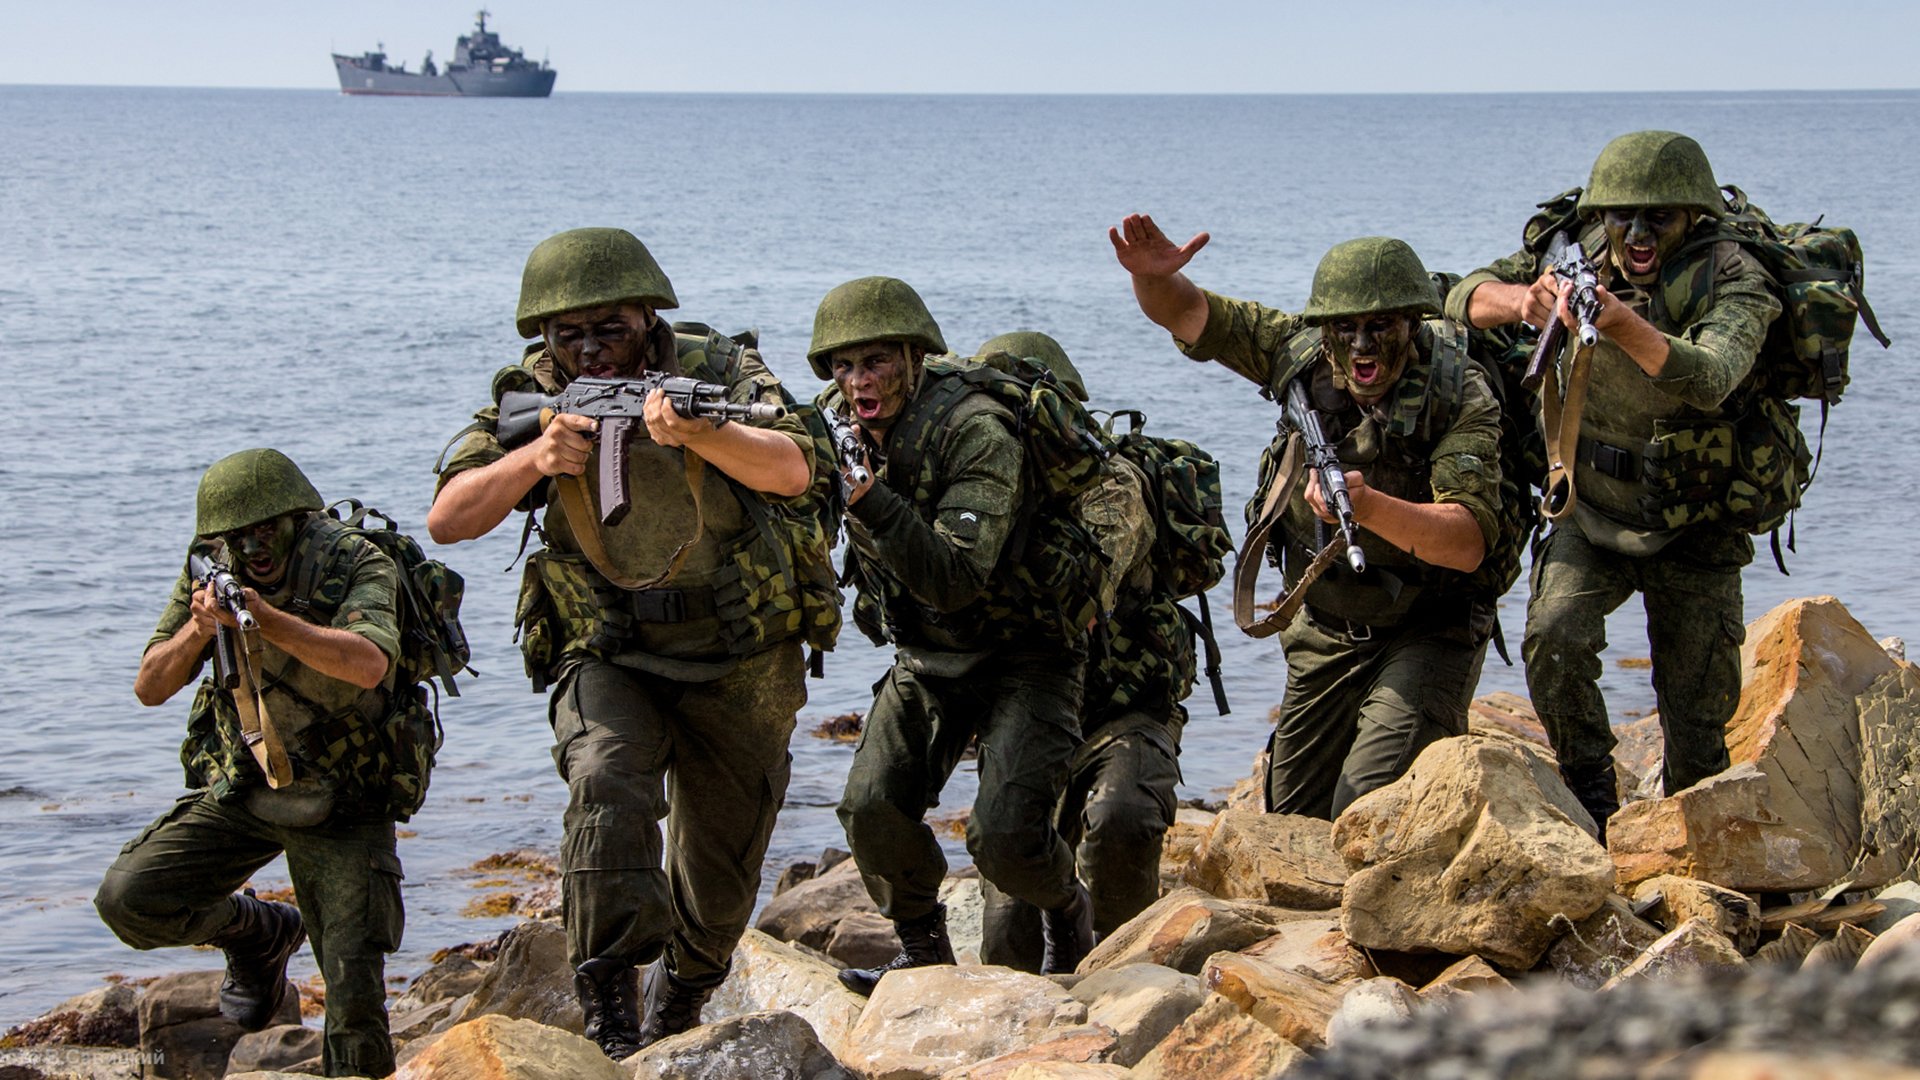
[1182,592,1230,715]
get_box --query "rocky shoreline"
[5,595,1917,1079]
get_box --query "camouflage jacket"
[153,515,402,804]
[1179,290,1506,626]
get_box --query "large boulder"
[706,930,868,1060]
[1631,875,1761,953]
[1065,964,1206,1068]
[839,966,1087,1080]
[1076,888,1307,976]
[755,857,880,953]
[396,1014,620,1080]
[138,970,300,1080]
[625,1009,851,1080]
[1128,992,1310,1080]
[444,919,581,1035]
[1607,764,1851,893]
[1545,894,1666,990]
[1183,811,1346,910]
[1333,735,1614,969]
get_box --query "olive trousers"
[838,644,1085,926]
[1268,606,1486,819]
[1523,523,1747,796]
[549,645,804,985]
[978,718,1182,969]
[94,793,402,1078]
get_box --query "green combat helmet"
[1301,237,1441,325]
[1577,130,1724,217]
[195,449,323,537]
[807,276,948,379]
[978,331,1088,402]
[515,227,679,339]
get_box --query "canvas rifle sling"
[1540,339,1595,524]
[232,632,294,789]
[1232,432,1345,638]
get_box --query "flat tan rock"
[841,966,1086,1080]
[396,1014,621,1080]
[1334,735,1613,969]
[1239,916,1377,985]
[1201,951,1350,1051]
[1129,992,1310,1080]
[705,929,867,1060]
[1631,875,1762,953]
[1065,964,1205,1068]
[934,1026,1120,1079]
[1546,894,1665,990]
[1608,764,1851,893]
[1184,810,1346,910]
[1077,887,1307,976]
[1599,918,1746,989]
[1417,956,1513,1004]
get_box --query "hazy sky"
[6,1,1915,93]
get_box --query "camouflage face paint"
[830,342,916,432]
[1603,207,1693,285]
[227,514,299,588]
[545,303,654,379]
[1324,314,1418,405]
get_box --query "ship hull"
[332,56,555,97]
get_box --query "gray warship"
[333,10,555,97]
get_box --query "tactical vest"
[1246,321,1497,628]
[180,516,399,813]
[506,328,842,688]
[836,360,1101,654]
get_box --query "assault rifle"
[1521,231,1603,391]
[1282,378,1367,574]
[496,374,785,526]
[188,552,257,691]
[821,406,872,499]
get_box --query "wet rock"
[1323,977,1420,1048]
[1631,875,1762,953]
[1129,992,1309,1080]
[1183,811,1346,910]
[2,981,139,1048]
[1065,963,1206,1068]
[840,966,1085,1080]
[1076,887,1306,976]
[625,1009,851,1079]
[824,910,902,970]
[444,918,581,1035]
[139,970,299,1080]
[1333,735,1613,969]
[226,1024,321,1075]
[1545,893,1666,989]
[1857,914,1920,970]
[1600,918,1746,988]
[1239,916,1377,985]
[1608,764,1851,893]
[1201,952,1350,1051]
[935,1026,1121,1079]
[1415,956,1512,1004]
[395,1014,619,1080]
[754,857,879,952]
[1799,923,1875,974]
[706,929,867,1060]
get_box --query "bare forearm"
[681,424,810,497]
[1354,492,1485,573]
[253,606,391,689]
[134,627,210,706]
[1465,281,1528,330]
[1131,272,1210,344]
[428,448,545,543]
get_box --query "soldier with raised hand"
[1447,132,1782,838]
[811,279,1098,992]
[428,228,837,1059]
[97,449,405,1078]
[1113,218,1509,819]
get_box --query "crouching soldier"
[98,449,406,1078]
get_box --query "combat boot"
[205,889,305,1031]
[637,962,719,1047]
[838,904,957,996]
[1040,880,1095,975]
[574,958,643,1060]
[1559,760,1622,845]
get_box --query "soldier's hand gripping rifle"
[495,374,786,526]
[1520,231,1603,392]
[1282,377,1367,575]
[821,406,872,501]
[188,552,258,691]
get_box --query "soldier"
[1113,219,1509,819]
[97,449,406,1078]
[1446,132,1781,837]
[427,228,836,1059]
[811,279,1097,992]
[968,331,1203,965]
